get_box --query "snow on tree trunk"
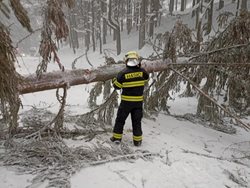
[18,59,171,94]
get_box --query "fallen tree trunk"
[18,59,250,94]
[18,59,171,94]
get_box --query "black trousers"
[113,101,143,139]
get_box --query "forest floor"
[0,93,250,188]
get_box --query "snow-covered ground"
[70,114,250,188]
[1,1,250,187]
[1,93,250,188]
[2,54,250,188]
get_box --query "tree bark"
[195,0,201,29]
[107,0,121,55]
[120,1,124,32]
[236,0,240,16]
[101,1,107,44]
[84,0,91,50]
[206,0,214,35]
[126,0,132,34]
[149,1,154,37]
[218,0,224,10]
[181,0,186,11]
[18,59,171,94]
[102,18,107,44]
[97,2,102,54]
[134,1,140,31]
[68,9,79,52]
[169,0,175,15]
[139,0,146,49]
[149,0,160,37]
[192,0,196,17]
[91,0,96,52]
[241,0,247,11]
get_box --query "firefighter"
[110,51,149,146]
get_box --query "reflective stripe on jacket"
[112,66,149,102]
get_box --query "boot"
[110,137,121,144]
[133,140,142,146]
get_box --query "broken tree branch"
[189,43,250,60]
[15,27,42,48]
[87,151,158,166]
[169,67,250,131]
[25,84,68,139]
[182,149,250,167]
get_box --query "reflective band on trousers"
[133,135,142,141]
[121,95,143,102]
[113,133,122,139]
[122,80,146,88]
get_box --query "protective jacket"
[112,66,149,102]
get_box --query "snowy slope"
[1,110,250,188]
[71,112,250,188]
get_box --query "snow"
[70,112,250,188]
[1,1,250,188]
[2,105,250,187]
[0,167,33,188]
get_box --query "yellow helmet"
[124,51,139,62]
